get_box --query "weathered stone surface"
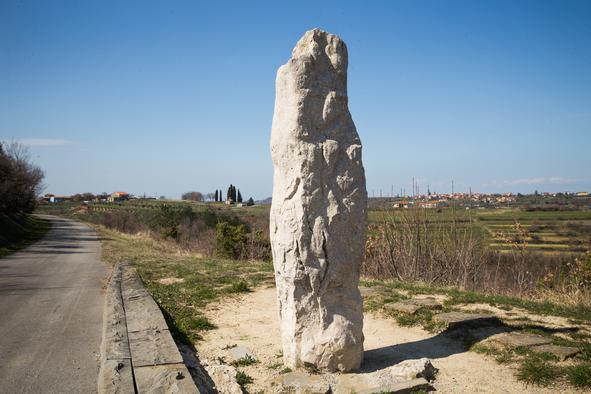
[488,332,552,348]
[128,328,184,367]
[433,312,500,329]
[384,301,422,315]
[203,361,242,394]
[280,371,332,394]
[385,298,443,315]
[134,364,199,394]
[98,358,135,394]
[532,344,580,361]
[410,298,443,310]
[270,28,367,372]
[354,378,430,394]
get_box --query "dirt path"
[197,287,560,393]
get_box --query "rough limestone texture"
[270,28,367,372]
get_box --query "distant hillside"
[257,197,272,205]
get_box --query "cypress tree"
[215,190,218,202]
[237,189,243,203]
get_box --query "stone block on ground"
[433,312,501,329]
[384,301,421,315]
[531,344,580,360]
[384,298,443,315]
[335,358,437,393]
[134,363,198,394]
[487,332,552,348]
[411,297,443,310]
[128,328,184,367]
[280,371,331,394]
[123,294,170,333]
[354,377,430,394]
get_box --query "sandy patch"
[196,288,562,393]
[158,277,185,285]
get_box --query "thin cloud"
[13,138,74,147]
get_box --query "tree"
[237,189,243,203]
[227,184,233,201]
[181,191,204,202]
[205,192,215,201]
[214,190,218,202]
[0,141,45,213]
[246,197,254,206]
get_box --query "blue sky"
[1,0,590,199]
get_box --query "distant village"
[40,190,590,210]
[382,191,590,210]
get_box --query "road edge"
[98,261,198,393]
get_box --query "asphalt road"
[0,216,108,393]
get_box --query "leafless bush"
[177,216,216,256]
[363,208,583,299]
[364,208,486,288]
[98,210,149,234]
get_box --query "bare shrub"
[98,210,148,234]
[363,208,586,303]
[364,208,486,288]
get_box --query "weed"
[565,364,591,388]
[226,280,251,293]
[517,358,560,386]
[235,370,254,387]
[267,362,282,370]
[231,355,258,367]
[394,309,433,328]
[280,367,292,374]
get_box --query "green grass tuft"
[565,364,591,388]
[231,355,258,367]
[226,280,251,293]
[235,370,254,386]
[517,358,561,386]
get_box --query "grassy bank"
[0,213,51,258]
[96,225,274,343]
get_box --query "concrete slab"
[134,363,198,393]
[129,328,184,367]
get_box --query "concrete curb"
[98,261,199,393]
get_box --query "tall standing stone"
[270,28,367,372]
